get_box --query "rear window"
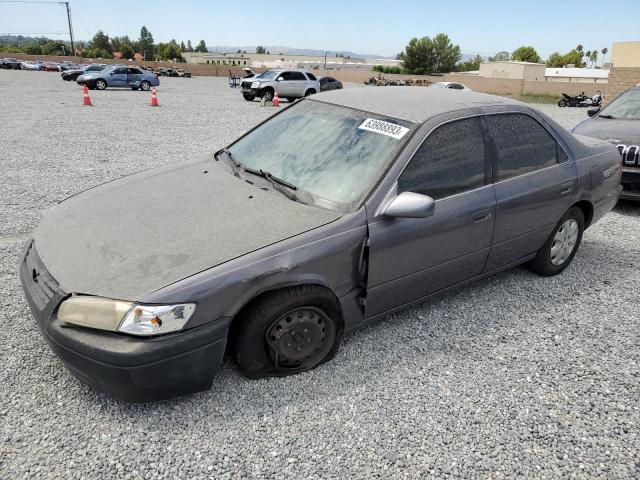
[306,73,317,81]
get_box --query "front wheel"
[232,286,342,379]
[261,89,274,102]
[94,79,107,90]
[527,207,585,276]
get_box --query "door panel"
[482,113,579,271]
[485,162,577,270]
[109,69,128,87]
[366,186,496,318]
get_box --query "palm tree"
[585,50,591,67]
[601,47,608,67]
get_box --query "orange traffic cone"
[82,84,92,106]
[272,89,280,107]
[150,87,159,107]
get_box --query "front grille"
[21,242,63,314]
[618,144,640,167]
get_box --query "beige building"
[479,61,546,81]
[611,41,640,67]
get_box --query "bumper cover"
[20,242,230,401]
[621,169,640,201]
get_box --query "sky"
[1,0,639,59]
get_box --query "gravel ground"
[1,70,638,479]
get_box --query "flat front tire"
[232,285,343,379]
[527,206,585,276]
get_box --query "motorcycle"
[578,91,604,108]
[558,92,587,107]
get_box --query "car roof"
[313,86,520,123]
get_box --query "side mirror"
[587,107,601,117]
[379,192,435,219]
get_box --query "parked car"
[241,69,320,102]
[77,65,160,90]
[62,63,107,81]
[20,87,621,401]
[42,62,60,72]
[20,61,40,71]
[429,81,471,90]
[58,62,78,72]
[319,76,343,92]
[572,85,640,200]
[1,58,22,69]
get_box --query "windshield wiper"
[215,148,241,177]
[243,167,302,202]
[598,114,617,119]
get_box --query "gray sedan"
[77,65,160,91]
[319,76,343,91]
[20,88,621,401]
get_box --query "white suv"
[241,70,321,102]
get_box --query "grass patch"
[500,93,559,104]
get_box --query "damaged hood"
[34,158,341,300]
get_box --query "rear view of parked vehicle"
[77,66,160,91]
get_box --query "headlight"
[57,296,196,336]
[251,81,260,88]
[118,303,196,336]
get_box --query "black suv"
[573,85,640,201]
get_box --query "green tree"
[156,40,185,62]
[137,26,155,60]
[398,33,461,74]
[186,40,193,52]
[256,45,266,54]
[590,50,598,67]
[489,50,510,62]
[511,46,541,63]
[546,51,564,67]
[181,41,186,52]
[90,30,111,53]
[195,40,207,52]
[455,54,482,72]
[562,49,583,67]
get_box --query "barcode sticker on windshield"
[358,118,409,139]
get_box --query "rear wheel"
[232,285,342,379]
[95,79,107,90]
[304,89,316,97]
[527,207,584,276]
[140,80,151,91]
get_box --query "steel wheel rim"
[550,219,578,266]
[265,307,335,372]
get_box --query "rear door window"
[398,117,487,200]
[482,113,561,181]
[288,71,307,81]
[306,72,317,81]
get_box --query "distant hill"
[206,45,394,59]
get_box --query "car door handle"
[560,181,574,195]
[472,210,492,223]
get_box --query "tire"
[261,89,274,102]
[526,207,585,277]
[232,285,343,379]
[131,87,138,90]
[95,79,107,90]
[242,93,255,101]
[304,89,316,97]
[558,100,567,107]
[140,80,151,91]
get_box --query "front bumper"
[621,168,640,201]
[19,242,230,402]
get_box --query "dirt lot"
[1,70,638,479]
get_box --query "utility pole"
[323,50,327,70]
[64,2,75,57]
